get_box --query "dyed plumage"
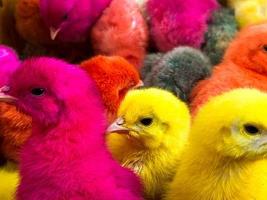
[143,47,211,102]
[107,88,190,200]
[80,56,142,123]
[0,45,31,163]
[202,7,238,65]
[0,57,143,200]
[0,162,18,200]
[165,88,267,200]
[191,23,267,115]
[228,0,267,28]
[91,0,148,68]
[147,0,219,52]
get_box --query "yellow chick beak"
[50,27,61,40]
[107,117,130,134]
[133,80,144,89]
[0,86,17,103]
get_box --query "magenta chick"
[147,0,219,52]
[40,0,112,42]
[0,45,20,86]
[0,57,143,200]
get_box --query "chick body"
[0,162,18,200]
[165,89,267,200]
[108,88,190,199]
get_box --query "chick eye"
[140,118,153,126]
[262,45,267,52]
[243,124,261,135]
[31,88,45,96]
[62,14,69,20]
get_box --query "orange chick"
[191,23,267,115]
[80,56,143,123]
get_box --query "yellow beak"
[0,86,17,103]
[107,117,130,134]
[50,27,61,40]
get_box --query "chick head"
[0,57,103,130]
[81,56,142,120]
[108,88,190,149]
[224,23,267,74]
[192,88,267,159]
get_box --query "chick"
[147,0,219,52]
[191,23,267,115]
[91,0,148,68]
[202,7,238,65]
[165,88,267,200]
[140,53,164,80]
[0,45,31,163]
[0,0,25,53]
[0,57,143,200]
[80,56,143,123]
[143,47,211,102]
[107,88,190,200]
[228,0,267,28]
[0,161,18,200]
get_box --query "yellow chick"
[165,88,267,200]
[107,88,190,200]
[228,0,267,27]
[0,161,18,200]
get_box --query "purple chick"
[40,0,112,42]
[0,57,142,200]
[0,45,20,86]
[147,0,219,52]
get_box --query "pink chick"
[39,0,112,42]
[0,57,143,200]
[147,0,219,52]
[0,45,20,86]
[91,0,148,69]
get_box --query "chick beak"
[50,27,61,40]
[0,86,17,103]
[133,80,144,89]
[107,117,130,134]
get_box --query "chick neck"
[183,141,267,199]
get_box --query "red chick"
[80,56,143,123]
[90,0,148,69]
[190,23,267,115]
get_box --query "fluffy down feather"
[144,47,211,102]
[202,7,238,65]
[228,0,267,28]
[107,88,190,200]
[165,88,267,200]
[91,0,148,69]
[0,162,18,200]
[1,57,143,200]
[191,23,267,115]
[0,45,31,163]
[80,56,142,123]
[147,0,219,52]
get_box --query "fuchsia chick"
[0,57,142,200]
[147,0,219,52]
[0,45,20,86]
[40,0,112,42]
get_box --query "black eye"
[62,14,69,20]
[262,45,267,52]
[140,118,153,126]
[31,88,45,96]
[243,124,261,135]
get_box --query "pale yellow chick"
[228,0,267,27]
[165,88,267,200]
[107,88,190,200]
[0,161,18,200]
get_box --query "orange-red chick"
[190,23,267,115]
[80,56,142,123]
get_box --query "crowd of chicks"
[1,0,267,200]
